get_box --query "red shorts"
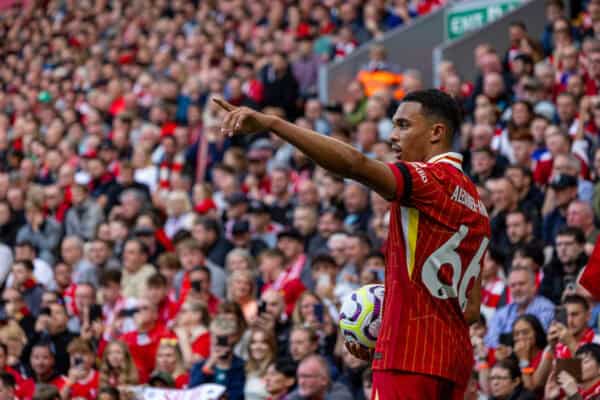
[372,370,465,400]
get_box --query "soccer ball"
[339,284,384,349]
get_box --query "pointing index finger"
[212,97,235,112]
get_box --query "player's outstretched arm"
[214,98,398,200]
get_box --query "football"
[339,284,385,349]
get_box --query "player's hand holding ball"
[339,284,384,362]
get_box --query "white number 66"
[421,225,489,311]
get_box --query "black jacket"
[540,252,588,304]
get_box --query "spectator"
[60,236,98,287]
[27,302,76,376]
[244,328,277,400]
[183,266,221,317]
[56,338,100,400]
[10,261,44,317]
[98,340,138,388]
[287,354,353,400]
[264,358,297,400]
[189,315,245,400]
[16,202,61,265]
[544,343,600,399]
[542,174,580,244]
[176,239,226,299]
[10,240,54,292]
[540,227,588,304]
[566,201,599,254]
[120,239,156,299]
[119,298,176,383]
[488,359,536,400]
[552,295,598,359]
[258,249,305,317]
[485,266,555,348]
[153,339,189,389]
[227,270,258,324]
[64,179,103,242]
[28,341,63,386]
[511,315,548,392]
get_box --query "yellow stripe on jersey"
[400,207,420,279]
[407,207,419,277]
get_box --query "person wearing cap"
[64,175,104,242]
[248,200,281,248]
[230,220,269,258]
[224,192,249,239]
[542,174,579,244]
[189,315,246,400]
[16,202,62,266]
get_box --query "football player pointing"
[215,89,490,400]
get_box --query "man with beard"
[486,266,555,348]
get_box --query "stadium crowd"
[1,0,600,399]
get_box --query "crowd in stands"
[1,0,600,399]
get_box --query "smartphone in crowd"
[554,306,568,326]
[118,308,139,318]
[258,300,267,315]
[498,333,514,348]
[314,303,324,324]
[216,335,229,347]
[89,304,103,322]
[556,358,582,382]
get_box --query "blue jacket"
[189,355,246,400]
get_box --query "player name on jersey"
[451,185,488,217]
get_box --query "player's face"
[390,102,432,162]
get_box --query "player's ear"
[429,122,446,144]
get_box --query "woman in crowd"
[292,291,337,355]
[225,248,257,275]
[511,314,548,392]
[164,190,195,239]
[154,338,189,389]
[174,302,211,368]
[99,340,138,388]
[227,269,258,324]
[244,328,277,400]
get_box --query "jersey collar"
[427,152,463,172]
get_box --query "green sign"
[446,0,522,40]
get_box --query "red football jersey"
[372,152,491,387]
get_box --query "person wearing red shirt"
[0,342,34,399]
[153,339,190,389]
[214,89,490,399]
[55,338,100,400]
[145,273,180,327]
[183,266,220,316]
[28,342,68,389]
[552,295,599,360]
[119,298,176,383]
[259,249,305,317]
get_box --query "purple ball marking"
[348,293,362,321]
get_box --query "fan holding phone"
[544,343,600,400]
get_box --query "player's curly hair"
[402,89,462,140]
